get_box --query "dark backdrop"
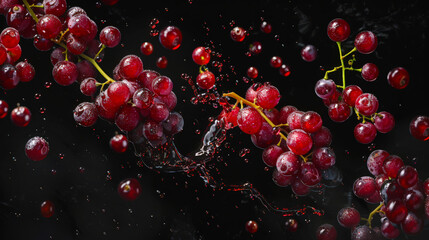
[1,0,429,239]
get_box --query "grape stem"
[336,42,347,89]
[342,47,356,59]
[365,202,384,228]
[22,0,39,23]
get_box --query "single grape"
[367,149,390,176]
[316,223,337,240]
[385,199,408,223]
[73,102,98,127]
[256,85,280,109]
[272,169,293,187]
[162,112,184,135]
[355,93,379,116]
[380,180,405,203]
[299,162,321,187]
[230,26,245,42]
[143,120,163,141]
[383,155,404,179]
[351,225,373,240]
[397,166,418,189]
[287,129,313,155]
[237,107,263,135]
[401,212,423,235]
[109,134,128,153]
[380,219,400,239]
[276,151,300,176]
[33,34,54,51]
[291,177,310,196]
[115,104,140,131]
[25,136,49,161]
[409,115,429,141]
[251,122,278,149]
[196,71,215,90]
[149,102,169,122]
[192,47,210,65]
[245,220,258,234]
[99,26,121,48]
[159,26,182,50]
[260,21,272,34]
[15,60,35,82]
[43,0,67,16]
[373,112,395,133]
[279,64,291,77]
[0,100,8,118]
[342,85,362,107]
[361,63,379,82]
[247,66,258,79]
[270,56,282,68]
[354,122,377,144]
[152,76,173,96]
[354,31,378,54]
[328,102,351,122]
[119,55,143,79]
[262,145,284,167]
[40,200,54,218]
[140,42,153,55]
[312,127,332,148]
[80,78,97,96]
[1,27,20,48]
[404,189,424,212]
[300,111,322,133]
[117,178,141,201]
[52,61,79,86]
[337,207,360,228]
[327,18,350,42]
[314,79,336,99]
[107,81,131,107]
[67,14,92,37]
[0,63,20,90]
[312,147,336,170]
[301,45,317,62]
[387,67,409,89]
[156,56,168,69]
[36,14,62,39]
[11,106,31,127]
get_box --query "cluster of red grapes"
[0,26,35,89]
[314,18,410,144]
[221,82,336,196]
[334,149,429,239]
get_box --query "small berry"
[327,18,350,42]
[387,67,409,89]
[245,220,258,234]
[25,136,49,161]
[301,45,317,62]
[140,42,153,55]
[11,106,31,127]
[230,27,245,42]
[354,31,378,54]
[117,178,141,201]
[110,134,128,153]
[159,26,182,50]
[192,47,210,65]
[40,200,54,218]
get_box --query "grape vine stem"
[365,202,384,228]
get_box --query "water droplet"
[44,82,52,88]
[51,169,57,175]
[40,107,46,114]
[58,153,64,159]
[34,93,41,100]
[239,148,250,157]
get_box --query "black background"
[1,0,429,239]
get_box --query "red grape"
[230,26,245,42]
[327,18,350,42]
[25,136,49,161]
[117,178,141,201]
[409,115,429,141]
[237,107,263,135]
[354,31,378,54]
[110,134,128,153]
[192,47,210,65]
[159,26,182,50]
[387,67,409,89]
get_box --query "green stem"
[336,42,346,89]
[22,0,39,23]
[323,65,342,79]
[342,47,356,59]
[94,44,106,60]
[366,202,384,228]
[344,67,362,72]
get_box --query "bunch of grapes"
[221,82,337,195]
[0,26,34,89]
[336,149,429,239]
[314,18,409,144]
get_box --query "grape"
[260,21,272,33]
[25,136,49,161]
[40,200,54,218]
[133,88,153,109]
[196,71,215,90]
[119,55,143,79]
[230,26,245,42]
[245,220,258,234]
[156,56,168,69]
[287,129,313,155]
[251,122,278,149]
[36,14,62,39]
[291,177,310,196]
[401,212,423,235]
[0,63,20,90]
[387,67,409,89]
[373,112,395,133]
[278,105,297,124]
[314,79,336,99]
[328,102,351,122]
[354,122,377,144]
[109,134,128,153]
[0,100,8,118]
[33,34,54,51]
[409,115,429,141]
[312,127,332,148]
[299,162,321,187]
[162,112,184,135]
[380,180,405,203]
[107,81,131,107]
[316,223,337,240]
[99,26,121,48]
[301,44,317,62]
[149,102,169,122]
[337,207,360,228]
[404,189,424,212]
[327,18,350,42]
[43,0,67,16]
[262,145,284,167]
[383,155,404,179]
[152,76,173,96]
[276,151,300,176]
[279,64,291,77]
[355,93,378,116]
[247,66,258,79]
[312,147,336,170]
[286,111,304,130]
[284,219,298,232]
[15,60,35,82]
[272,170,293,187]
[351,225,374,240]
[237,107,263,135]
[380,219,400,239]
[300,111,322,133]
[192,46,210,65]
[385,199,408,223]
[143,120,163,141]
[10,106,31,127]
[52,61,79,86]
[115,104,140,131]
[73,102,98,127]
[361,63,379,82]
[140,42,153,55]
[159,26,182,50]
[342,85,362,107]
[353,176,377,198]
[67,14,92,37]
[367,149,390,176]
[270,56,282,68]
[397,166,418,189]
[256,85,280,109]
[117,178,141,201]
[1,27,20,48]
[354,31,378,54]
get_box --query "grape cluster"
[315,18,403,144]
[221,82,337,195]
[337,149,429,239]
[0,26,34,89]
